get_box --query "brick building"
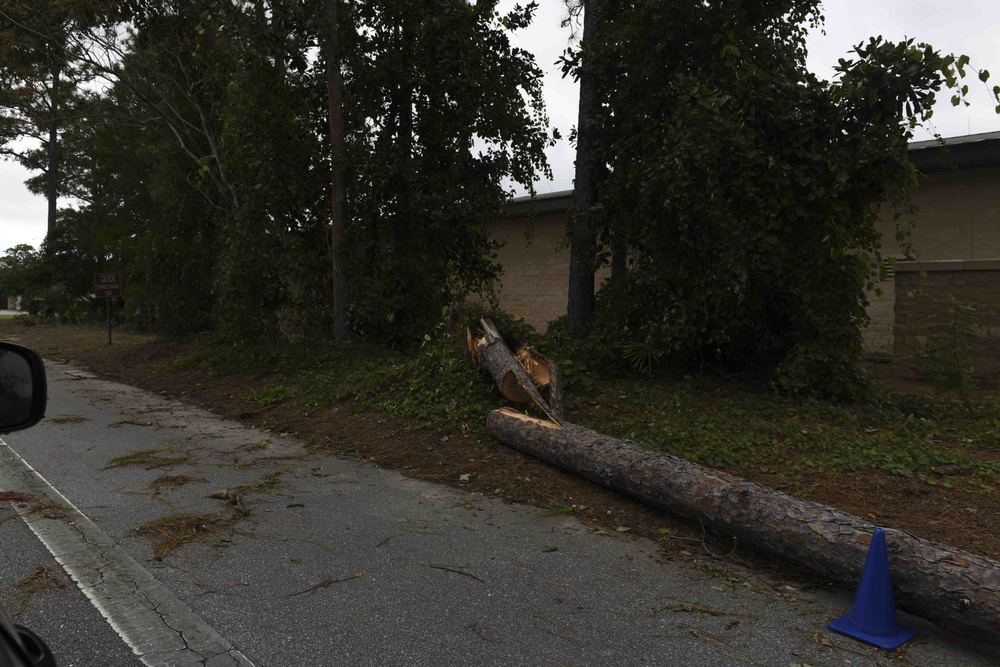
[488,131,1000,357]
[488,190,578,330]
[883,132,1000,358]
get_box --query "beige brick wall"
[490,209,919,357]
[863,275,896,356]
[877,166,1000,356]
[877,167,1000,261]
[893,261,1000,356]
[490,165,998,348]
[488,212,609,331]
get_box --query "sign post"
[95,273,121,345]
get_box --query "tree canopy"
[340,0,551,342]
[562,0,999,399]
[2,0,551,343]
[3,0,998,400]
[0,0,113,238]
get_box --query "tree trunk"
[323,0,350,339]
[486,407,1000,641]
[45,65,60,243]
[610,201,627,283]
[392,22,414,338]
[566,0,600,334]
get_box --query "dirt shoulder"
[3,319,998,572]
[3,322,715,559]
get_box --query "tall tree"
[323,0,350,340]
[0,0,103,241]
[565,0,600,334]
[49,4,241,335]
[341,0,552,344]
[5,0,552,344]
[52,1,330,337]
[562,0,995,398]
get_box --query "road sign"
[95,273,121,298]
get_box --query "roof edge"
[503,189,574,218]
[501,132,1000,216]
[908,131,1000,172]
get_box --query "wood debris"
[467,317,564,424]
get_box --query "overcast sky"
[2,0,998,252]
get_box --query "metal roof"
[505,189,573,218]
[909,131,1000,172]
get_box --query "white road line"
[0,442,256,667]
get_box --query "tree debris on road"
[472,319,1000,643]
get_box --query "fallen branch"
[486,407,1000,641]
[428,563,485,583]
[288,572,362,597]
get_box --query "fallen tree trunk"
[487,407,1000,641]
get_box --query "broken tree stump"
[486,407,1000,641]
[468,318,564,423]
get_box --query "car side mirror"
[0,343,47,435]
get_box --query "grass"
[0,493,74,526]
[225,327,1000,497]
[206,472,286,509]
[26,502,73,521]
[136,475,285,557]
[231,472,284,495]
[570,378,1000,490]
[0,491,40,504]
[539,502,574,517]
[6,318,1000,559]
[0,492,41,527]
[48,415,89,424]
[190,325,499,432]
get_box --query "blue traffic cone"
[828,527,918,651]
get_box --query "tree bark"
[323,0,350,339]
[392,22,415,338]
[45,64,60,243]
[486,407,1000,641]
[566,0,600,334]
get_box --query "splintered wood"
[467,318,564,424]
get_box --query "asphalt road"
[0,361,998,667]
